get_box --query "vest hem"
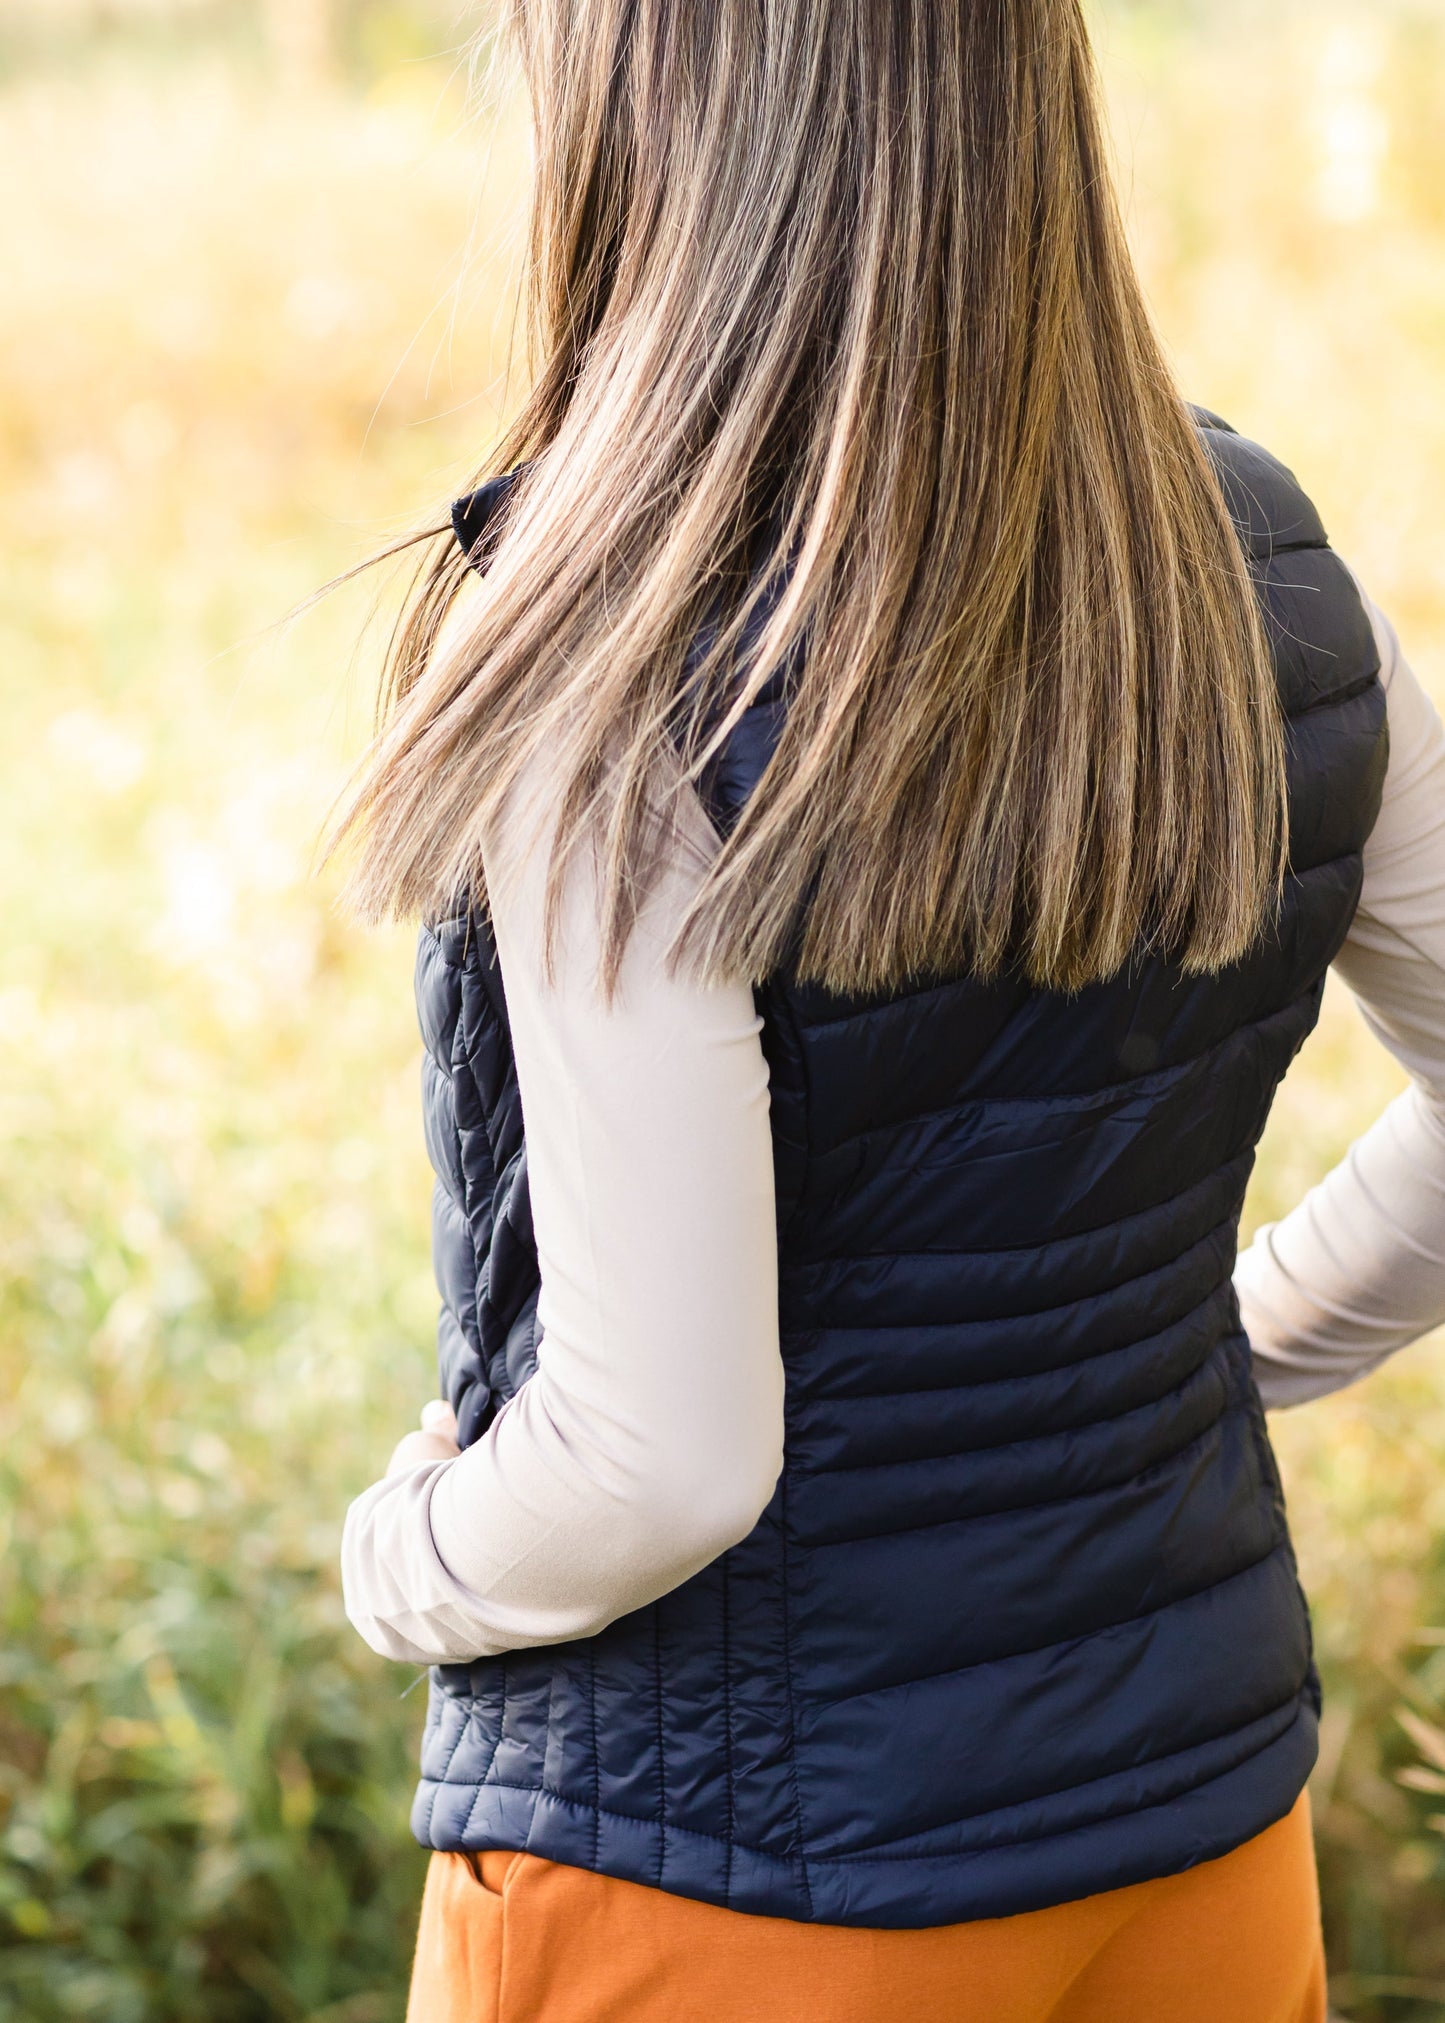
[413,1694,1318,1928]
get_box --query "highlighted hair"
[336,0,1284,997]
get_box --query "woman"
[336,1,1445,2017]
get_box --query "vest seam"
[1283,670,1382,720]
[811,1526,1284,1717]
[445,1673,508,1850]
[763,982,817,1247]
[421,916,484,977]
[1251,538,1330,559]
[444,988,499,1368]
[791,1209,1239,1318]
[652,1603,667,1889]
[1241,1389,1321,1705]
[795,997,1309,1156]
[420,1696,473,1844]
[764,983,818,1914]
[720,1554,735,1906]
[802,1698,1313,1864]
[477,1666,505,1812]
[489,1662,507,1791]
[799,1327,1234,1481]
[587,1648,600,1870]
[794,1169,1248,1269]
[418,1689,1310,1869]
[793,1287,1234,1401]
[433,1190,483,1360]
[413,1773,788,1862]
[778,1473,815,1916]
[799,1371,1253,1557]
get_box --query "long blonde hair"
[335,0,1285,997]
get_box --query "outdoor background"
[2,0,1445,2017]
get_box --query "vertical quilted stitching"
[412,434,1380,1923]
[421,1697,472,1846]
[588,1649,600,1870]
[455,1662,508,1849]
[720,1554,734,1908]
[777,1471,814,1919]
[652,1604,667,1889]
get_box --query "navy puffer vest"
[411,414,1386,1926]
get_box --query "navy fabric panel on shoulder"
[410,419,1386,1924]
[451,468,522,565]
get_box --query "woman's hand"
[386,1398,461,1477]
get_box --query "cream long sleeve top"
[341,580,1445,1669]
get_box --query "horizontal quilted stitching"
[408,422,1383,1926]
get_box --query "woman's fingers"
[380,1400,461,1477]
[420,1398,459,1439]
[386,1425,461,1478]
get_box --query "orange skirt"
[406,1789,1326,2023]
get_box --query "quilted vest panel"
[409,415,1387,1925]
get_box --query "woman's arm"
[1236,585,1445,1408]
[344,581,1445,1666]
[341,768,784,1666]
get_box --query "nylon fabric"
[411,416,1386,1926]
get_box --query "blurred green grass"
[2,3,1445,2017]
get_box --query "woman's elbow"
[643,1433,784,1569]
